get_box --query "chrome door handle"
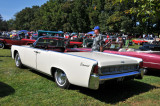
[37,51,40,54]
[34,51,40,54]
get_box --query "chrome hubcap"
[56,70,67,86]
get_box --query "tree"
[0,14,8,31]
[98,0,137,33]
[14,6,40,30]
[7,19,16,31]
[69,0,90,32]
[114,0,160,34]
[0,14,3,30]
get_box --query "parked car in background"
[11,36,144,90]
[69,40,82,48]
[38,30,82,48]
[0,36,35,49]
[38,30,64,38]
[132,37,156,45]
[132,39,148,45]
[144,37,155,44]
[103,49,160,74]
[139,42,160,51]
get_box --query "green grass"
[128,44,141,49]
[0,49,160,105]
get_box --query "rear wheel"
[15,53,23,68]
[0,42,5,49]
[54,69,70,89]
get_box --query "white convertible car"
[11,36,144,90]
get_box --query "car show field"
[1,0,160,105]
[1,49,160,105]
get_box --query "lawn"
[0,49,160,105]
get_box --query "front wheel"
[0,42,5,49]
[15,53,23,68]
[54,69,70,89]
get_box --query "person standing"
[92,26,104,52]
[83,36,87,48]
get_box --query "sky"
[0,0,49,20]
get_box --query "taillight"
[93,65,98,74]
[139,61,143,68]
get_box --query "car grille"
[100,64,139,75]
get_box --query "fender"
[0,39,5,43]
[49,65,78,85]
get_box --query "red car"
[132,39,148,45]
[69,41,82,48]
[104,49,160,73]
[0,37,36,49]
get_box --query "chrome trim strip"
[100,64,139,68]
[99,71,140,81]
[144,61,160,65]
[88,74,99,90]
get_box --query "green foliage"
[69,0,90,32]
[3,0,160,34]
[0,14,8,31]
[14,6,40,30]
[114,0,160,34]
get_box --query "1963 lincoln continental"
[11,36,144,90]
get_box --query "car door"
[20,46,37,69]
[6,38,22,45]
[36,49,51,74]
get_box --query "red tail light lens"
[93,65,98,74]
[139,61,143,68]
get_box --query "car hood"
[67,52,142,67]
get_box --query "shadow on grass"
[28,69,158,104]
[0,56,11,57]
[71,80,158,104]
[147,69,160,77]
[0,82,15,97]
[29,69,53,81]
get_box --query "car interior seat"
[127,48,135,51]
[118,48,127,52]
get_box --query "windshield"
[35,38,65,47]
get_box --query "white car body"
[11,45,144,90]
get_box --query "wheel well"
[51,67,59,78]
[14,50,18,59]
[51,67,67,79]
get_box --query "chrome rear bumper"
[88,69,144,90]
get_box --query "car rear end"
[88,62,144,90]
[67,52,144,90]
